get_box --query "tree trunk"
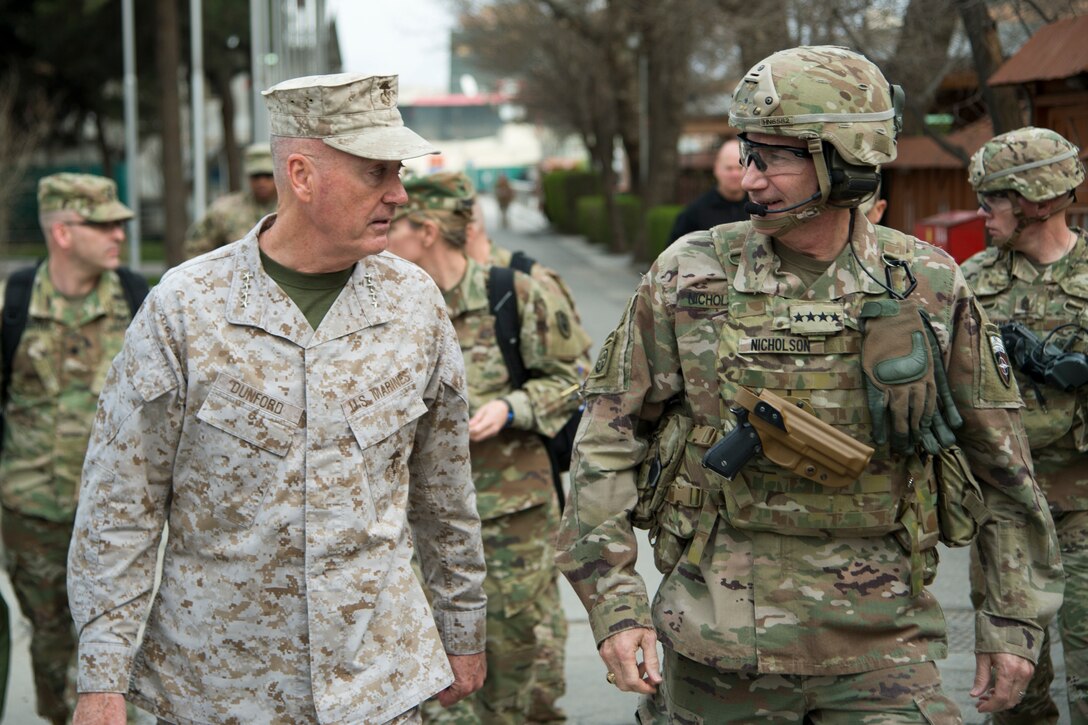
[721,0,791,72]
[885,0,960,135]
[956,0,1023,135]
[212,69,242,192]
[156,0,186,268]
[94,112,113,178]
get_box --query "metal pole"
[316,0,327,72]
[191,0,206,220]
[250,0,269,141]
[122,0,141,268]
[638,47,649,193]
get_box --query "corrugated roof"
[886,119,994,169]
[990,15,1088,86]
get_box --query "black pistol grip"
[702,407,761,480]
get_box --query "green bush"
[575,196,607,245]
[616,194,642,248]
[646,204,683,259]
[575,194,643,250]
[541,169,601,234]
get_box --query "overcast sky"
[328,0,455,97]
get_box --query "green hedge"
[541,169,601,234]
[646,204,683,259]
[575,194,642,249]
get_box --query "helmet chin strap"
[749,137,833,236]
[995,193,1074,249]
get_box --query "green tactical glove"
[860,300,963,454]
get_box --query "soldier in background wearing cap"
[183,142,278,259]
[0,172,143,725]
[962,127,1088,724]
[387,171,582,725]
[557,46,1062,721]
[68,73,487,725]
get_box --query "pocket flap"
[196,374,299,457]
[345,387,429,449]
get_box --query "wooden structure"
[886,15,1088,233]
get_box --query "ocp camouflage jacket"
[962,228,1088,512]
[558,218,1062,676]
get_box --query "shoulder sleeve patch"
[585,293,637,395]
[972,298,1023,408]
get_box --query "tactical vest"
[969,230,1088,450]
[653,224,943,575]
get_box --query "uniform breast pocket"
[194,387,298,527]
[346,388,429,514]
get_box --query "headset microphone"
[745,191,822,217]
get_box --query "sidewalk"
[0,197,1068,723]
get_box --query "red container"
[913,210,986,264]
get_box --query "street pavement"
[0,196,1069,723]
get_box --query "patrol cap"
[243,143,274,176]
[262,73,437,161]
[37,172,134,222]
[396,171,476,221]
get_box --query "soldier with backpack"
[388,171,582,724]
[0,173,146,725]
[464,198,593,724]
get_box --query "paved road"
[0,197,1068,723]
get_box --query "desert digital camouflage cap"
[969,126,1085,202]
[396,171,476,220]
[243,142,274,176]
[37,172,133,222]
[262,73,437,161]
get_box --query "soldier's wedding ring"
[1017,690,1025,699]
[606,671,617,685]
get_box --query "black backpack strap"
[2,262,44,406]
[115,267,150,317]
[509,250,536,276]
[487,264,568,510]
[487,265,529,389]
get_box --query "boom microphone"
[745,191,822,217]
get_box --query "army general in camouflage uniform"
[557,46,1063,723]
[962,127,1088,724]
[0,173,137,725]
[68,74,488,725]
[183,142,278,259]
[387,172,583,724]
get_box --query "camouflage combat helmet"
[730,45,900,168]
[969,126,1085,202]
[729,46,902,232]
[969,127,1084,247]
[397,171,476,220]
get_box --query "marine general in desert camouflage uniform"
[183,142,278,259]
[387,172,583,724]
[67,73,487,725]
[465,198,593,724]
[0,173,138,725]
[962,127,1088,724]
[557,46,1063,723]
